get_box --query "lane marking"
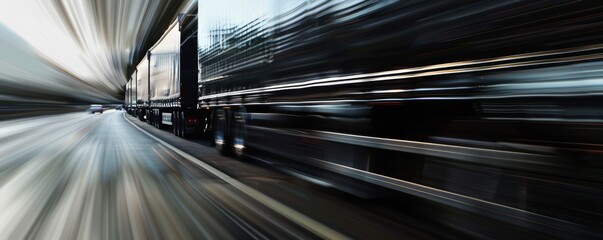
[123,113,348,239]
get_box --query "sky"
[0,0,191,103]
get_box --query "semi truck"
[125,1,603,235]
[126,4,201,137]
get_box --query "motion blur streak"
[0,111,325,239]
[0,0,191,103]
[124,115,347,240]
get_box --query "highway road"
[0,109,575,240]
[0,110,459,240]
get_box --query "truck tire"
[180,111,187,138]
[173,111,179,136]
[138,109,145,121]
[214,108,231,155]
[156,110,163,129]
[232,108,247,158]
[146,110,152,125]
[176,111,182,137]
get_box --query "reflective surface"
[193,2,603,237]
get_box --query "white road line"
[123,113,349,240]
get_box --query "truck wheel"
[173,111,179,136]
[232,108,247,158]
[153,110,157,128]
[152,111,156,128]
[214,108,231,155]
[180,111,187,138]
[138,110,145,121]
[147,110,152,125]
[156,110,162,129]
[177,111,182,137]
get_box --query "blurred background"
[0,0,190,118]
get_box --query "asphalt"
[0,110,460,240]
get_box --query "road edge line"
[123,113,349,239]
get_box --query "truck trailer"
[126,4,200,137]
[125,1,603,235]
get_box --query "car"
[89,104,103,114]
[116,105,123,111]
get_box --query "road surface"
[0,110,466,239]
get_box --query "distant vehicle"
[89,104,103,114]
[116,105,123,111]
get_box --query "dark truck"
[126,1,603,237]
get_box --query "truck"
[126,0,603,235]
[126,4,201,137]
